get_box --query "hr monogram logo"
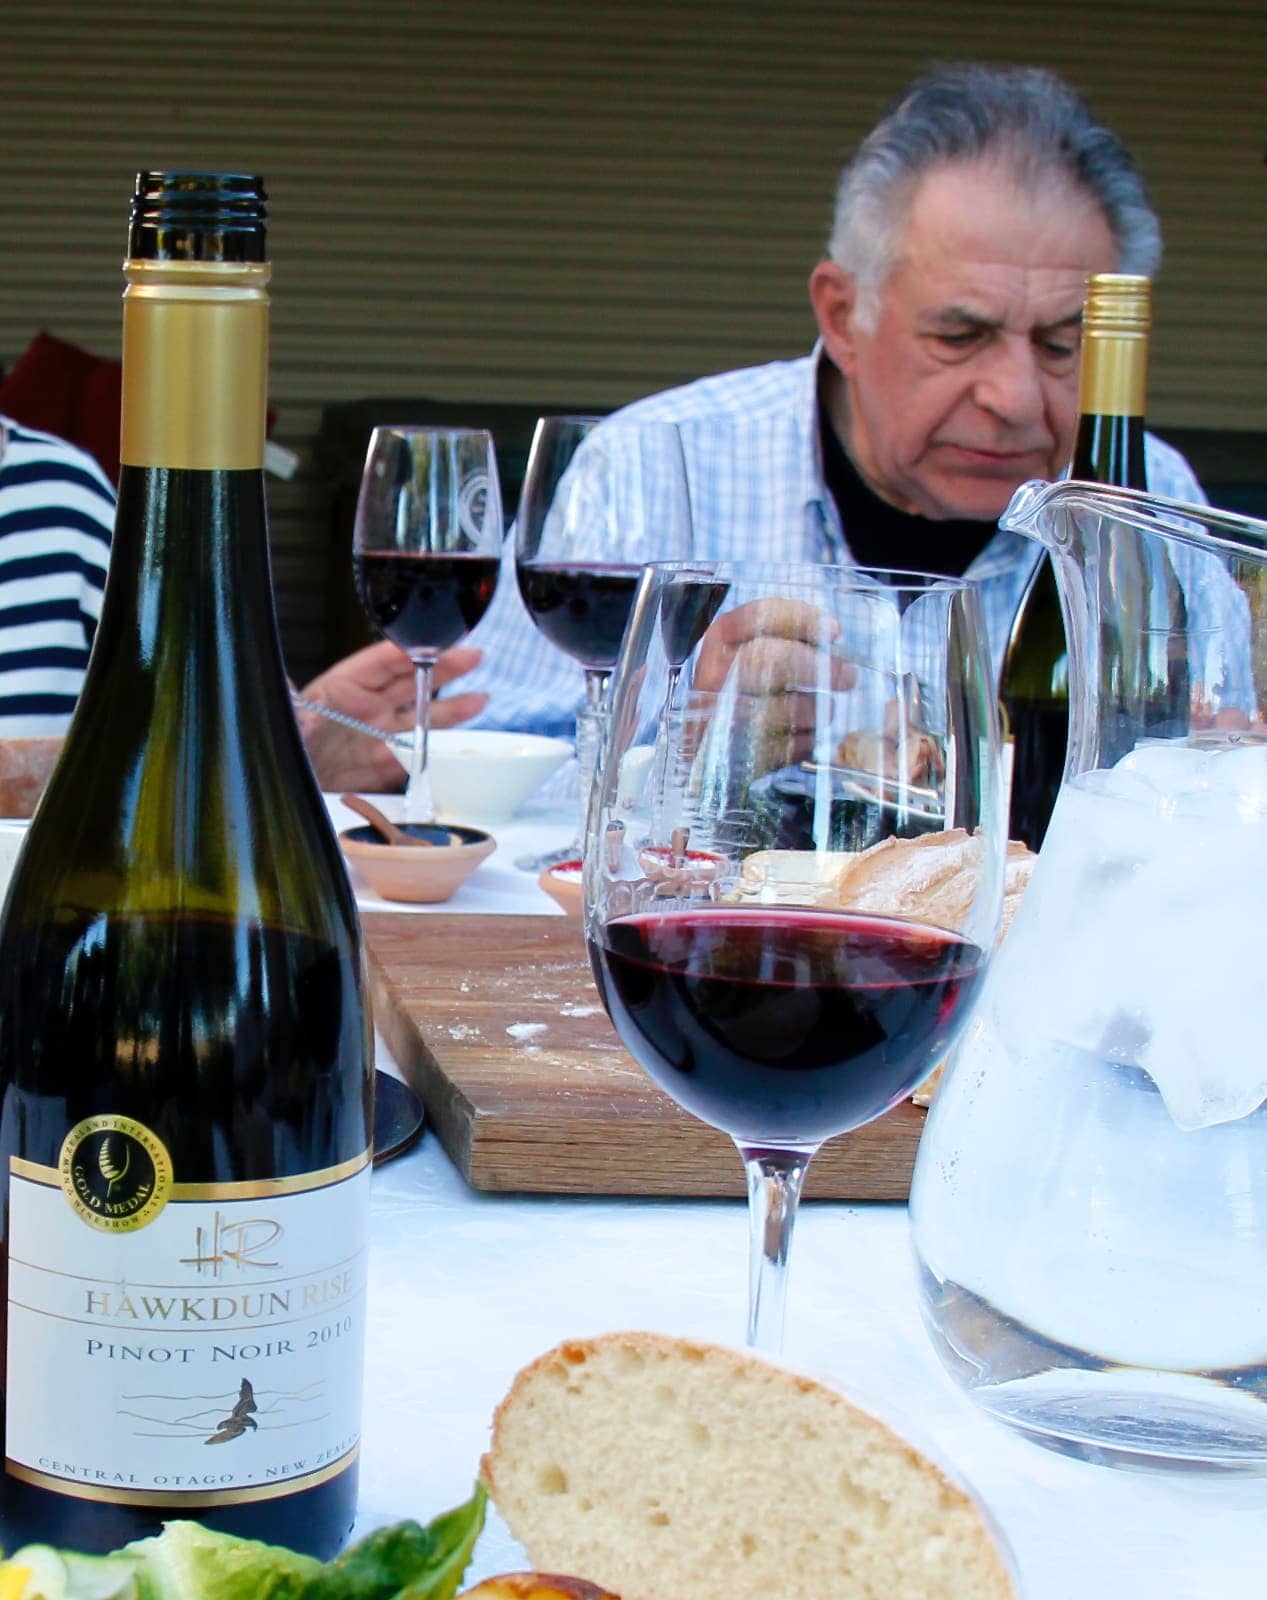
[182,1212,283,1279]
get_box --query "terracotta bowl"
[538,858,584,916]
[339,822,495,904]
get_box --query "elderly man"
[456,62,1202,736]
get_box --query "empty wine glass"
[513,417,693,870]
[584,561,1007,1353]
[353,427,503,824]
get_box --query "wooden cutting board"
[362,911,925,1198]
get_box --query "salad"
[0,1485,486,1600]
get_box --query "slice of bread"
[482,1332,1015,1600]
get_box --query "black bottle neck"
[1070,412,1148,491]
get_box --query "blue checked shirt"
[454,344,1206,737]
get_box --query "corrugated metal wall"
[2,0,1264,678]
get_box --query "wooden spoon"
[340,793,434,848]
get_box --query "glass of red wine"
[585,561,1006,1353]
[353,426,503,823]
[515,416,692,865]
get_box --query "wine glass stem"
[402,660,435,825]
[576,668,611,845]
[738,1145,815,1354]
[583,667,610,715]
[652,663,685,836]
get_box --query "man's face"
[813,160,1120,521]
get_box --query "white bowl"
[0,821,28,902]
[401,729,572,825]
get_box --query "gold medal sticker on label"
[58,1114,174,1234]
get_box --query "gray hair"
[830,64,1162,325]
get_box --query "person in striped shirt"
[0,415,114,733]
[452,63,1206,737]
[0,414,486,799]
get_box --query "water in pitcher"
[909,476,1267,1471]
[912,737,1267,1471]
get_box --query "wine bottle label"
[5,1131,370,1508]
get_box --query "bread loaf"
[482,1331,1015,1600]
[832,828,1035,935]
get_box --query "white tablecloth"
[359,1057,1267,1599]
[10,787,1255,1592]
[345,788,1267,1596]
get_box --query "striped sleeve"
[0,418,115,735]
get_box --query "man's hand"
[692,598,854,696]
[295,640,487,792]
[689,598,856,770]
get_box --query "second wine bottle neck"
[1071,309,1150,490]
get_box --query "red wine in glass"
[659,576,730,669]
[354,551,500,658]
[591,908,986,1146]
[516,561,642,671]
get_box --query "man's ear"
[809,260,862,376]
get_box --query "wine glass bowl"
[352,426,503,823]
[584,561,1006,1352]
[515,417,695,684]
[512,415,693,867]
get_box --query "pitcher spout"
[997,476,1064,551]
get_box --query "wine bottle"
[1001,272,1151,849]
[0,174,372,1557]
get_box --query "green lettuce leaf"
[298,1483,486,1600]
[122,1521,320,1600]
[110,1484,486,1600]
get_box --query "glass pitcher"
[910,477,1267,1474]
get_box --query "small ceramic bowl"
[390,729,572,825]
[340,822,495,904]
[538,857,584,916]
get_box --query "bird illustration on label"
[205,1378,258,1444]
[119,1374,328,1442]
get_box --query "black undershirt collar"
[817,389,998,579]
